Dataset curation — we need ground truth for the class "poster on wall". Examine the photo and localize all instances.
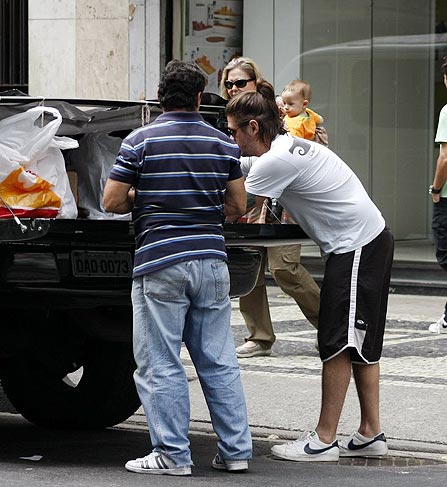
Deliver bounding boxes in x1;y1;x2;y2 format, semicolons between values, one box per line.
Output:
182;0;243;94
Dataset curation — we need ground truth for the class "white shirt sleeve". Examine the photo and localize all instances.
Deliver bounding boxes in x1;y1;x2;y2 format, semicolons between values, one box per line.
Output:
435;104;447;143
244;153;297;199
239;156;257;178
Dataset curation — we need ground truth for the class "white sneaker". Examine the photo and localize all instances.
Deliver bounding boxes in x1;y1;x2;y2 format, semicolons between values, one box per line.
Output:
428;316;447;334
236;340;272;358
339;431;388;457
270;430;339;462
125;451;191;475
212;453;249;472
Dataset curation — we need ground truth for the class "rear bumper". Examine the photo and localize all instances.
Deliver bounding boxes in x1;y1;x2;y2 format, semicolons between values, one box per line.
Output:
0;220;309;309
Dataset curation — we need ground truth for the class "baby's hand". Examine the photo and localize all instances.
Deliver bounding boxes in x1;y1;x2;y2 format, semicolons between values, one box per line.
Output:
315;125;329;146
276;96;286;115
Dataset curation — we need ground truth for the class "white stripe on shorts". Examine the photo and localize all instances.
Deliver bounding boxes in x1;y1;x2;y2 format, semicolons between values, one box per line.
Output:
348;248;362;348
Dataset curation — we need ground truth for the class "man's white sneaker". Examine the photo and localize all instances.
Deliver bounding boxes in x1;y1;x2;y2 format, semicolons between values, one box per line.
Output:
212;453;249;472
339;431;388;457
428;316;447;334
125;451;191;475
270;431;339;462
236;340;272;358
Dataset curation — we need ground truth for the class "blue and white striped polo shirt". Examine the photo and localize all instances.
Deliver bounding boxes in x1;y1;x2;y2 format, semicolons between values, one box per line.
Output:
108;110;242;278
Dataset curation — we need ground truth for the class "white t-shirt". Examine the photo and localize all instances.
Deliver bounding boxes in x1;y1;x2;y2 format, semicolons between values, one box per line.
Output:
435;104;447;197
244;134;385;256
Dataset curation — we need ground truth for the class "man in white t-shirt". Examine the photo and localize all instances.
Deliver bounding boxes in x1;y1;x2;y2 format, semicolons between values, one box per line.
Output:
226;81;394;463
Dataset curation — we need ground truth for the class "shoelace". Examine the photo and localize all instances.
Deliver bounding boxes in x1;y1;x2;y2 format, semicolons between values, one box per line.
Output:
299;431;316;442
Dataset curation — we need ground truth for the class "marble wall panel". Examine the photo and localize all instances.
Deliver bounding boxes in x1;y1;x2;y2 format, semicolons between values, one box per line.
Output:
76;18;129;99
29;0;76;19
28;19;76;97
76;0;128;19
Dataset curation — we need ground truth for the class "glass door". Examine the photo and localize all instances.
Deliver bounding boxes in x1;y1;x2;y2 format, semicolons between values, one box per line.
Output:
300;0;436;239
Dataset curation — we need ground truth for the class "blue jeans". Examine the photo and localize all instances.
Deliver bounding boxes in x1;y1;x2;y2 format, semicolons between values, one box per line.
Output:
131;258;252;467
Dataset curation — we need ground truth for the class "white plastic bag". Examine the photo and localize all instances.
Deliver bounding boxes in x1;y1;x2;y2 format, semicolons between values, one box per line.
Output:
0;106;79;219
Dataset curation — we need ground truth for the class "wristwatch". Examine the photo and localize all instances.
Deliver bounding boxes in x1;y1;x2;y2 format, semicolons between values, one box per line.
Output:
429;185;442;194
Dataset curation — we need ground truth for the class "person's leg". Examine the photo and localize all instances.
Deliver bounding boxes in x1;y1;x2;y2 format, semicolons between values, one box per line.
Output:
268;245;320;329
270;350;347;462
348;229;390;437
131;265;192;467
352;363;381;437
270;246;353;462
238;249;275;348
315;350;352;443
331;229;392;457
337;361;387;458
432;199;447;273
431;200;447;330
184;259;252;461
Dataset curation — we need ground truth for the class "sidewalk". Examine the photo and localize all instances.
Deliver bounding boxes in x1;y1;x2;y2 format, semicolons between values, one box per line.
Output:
125;289;447;458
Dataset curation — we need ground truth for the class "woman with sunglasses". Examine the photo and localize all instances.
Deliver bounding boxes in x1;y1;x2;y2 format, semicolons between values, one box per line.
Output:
220;57;260;100
220;57;320;360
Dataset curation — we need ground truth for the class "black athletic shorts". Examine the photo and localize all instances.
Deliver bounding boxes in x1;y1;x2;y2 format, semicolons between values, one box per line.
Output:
318;227;394;364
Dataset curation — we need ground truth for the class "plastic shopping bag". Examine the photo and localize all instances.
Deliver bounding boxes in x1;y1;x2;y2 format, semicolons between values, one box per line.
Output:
0;106;79;219
0;149;61;218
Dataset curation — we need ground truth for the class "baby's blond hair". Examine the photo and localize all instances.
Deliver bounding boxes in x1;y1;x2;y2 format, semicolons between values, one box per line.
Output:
282;79;312;101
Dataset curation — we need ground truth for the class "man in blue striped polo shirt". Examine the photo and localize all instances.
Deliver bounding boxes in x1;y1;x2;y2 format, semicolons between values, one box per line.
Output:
103;60;251;476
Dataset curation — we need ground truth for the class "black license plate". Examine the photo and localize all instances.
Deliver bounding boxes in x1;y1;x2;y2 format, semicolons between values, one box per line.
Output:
71;251;132;277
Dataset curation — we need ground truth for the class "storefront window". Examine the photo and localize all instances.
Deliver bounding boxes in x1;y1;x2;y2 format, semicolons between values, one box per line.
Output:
300;0;440;239
242;0;447;239
180;0;243;93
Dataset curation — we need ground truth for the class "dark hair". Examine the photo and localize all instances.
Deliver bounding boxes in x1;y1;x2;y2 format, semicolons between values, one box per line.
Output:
225;79;286;145
158;60;206;111
441;56;447;77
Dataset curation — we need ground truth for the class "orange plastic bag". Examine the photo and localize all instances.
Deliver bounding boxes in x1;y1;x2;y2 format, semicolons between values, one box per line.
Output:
0;160;61;218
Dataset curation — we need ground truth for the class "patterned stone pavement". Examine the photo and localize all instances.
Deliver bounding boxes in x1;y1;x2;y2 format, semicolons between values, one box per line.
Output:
230;289;447;389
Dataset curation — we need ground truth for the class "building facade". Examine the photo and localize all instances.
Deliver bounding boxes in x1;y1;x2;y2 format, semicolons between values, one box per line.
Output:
2;0;445;241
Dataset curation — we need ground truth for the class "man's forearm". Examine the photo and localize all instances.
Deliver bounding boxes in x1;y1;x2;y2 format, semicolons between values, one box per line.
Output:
106;193;134;214
224;177;246;221
103;180;134;213
433;155;447;189
224;200;245;222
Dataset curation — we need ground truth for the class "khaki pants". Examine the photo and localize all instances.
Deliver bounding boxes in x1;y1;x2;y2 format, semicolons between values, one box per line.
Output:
239;245;320;348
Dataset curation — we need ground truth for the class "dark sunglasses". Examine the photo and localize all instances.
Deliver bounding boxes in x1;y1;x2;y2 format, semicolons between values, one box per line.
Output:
227;120;250;137
224;78;255;89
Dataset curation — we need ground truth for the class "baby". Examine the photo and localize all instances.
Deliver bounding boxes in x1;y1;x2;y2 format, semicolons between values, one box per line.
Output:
278;79;326;144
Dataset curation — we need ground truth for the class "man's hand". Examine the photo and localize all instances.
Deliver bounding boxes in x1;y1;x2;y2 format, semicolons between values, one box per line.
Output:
432;192;441;203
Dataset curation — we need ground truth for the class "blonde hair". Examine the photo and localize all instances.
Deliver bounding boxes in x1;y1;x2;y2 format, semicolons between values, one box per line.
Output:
220;57;263;100
282;79;312;101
